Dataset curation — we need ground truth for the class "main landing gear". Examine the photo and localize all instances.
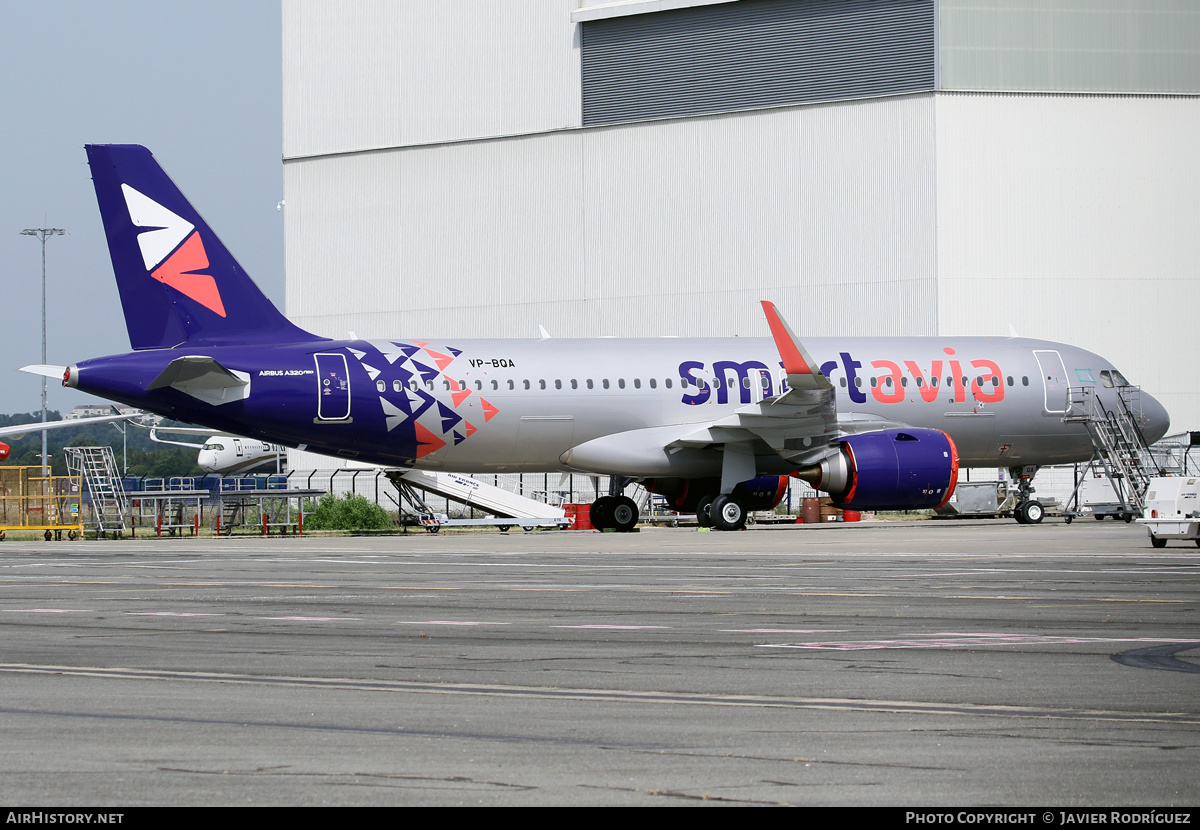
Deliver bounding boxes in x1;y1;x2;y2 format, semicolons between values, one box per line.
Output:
589;493;640;533
694;493;749;531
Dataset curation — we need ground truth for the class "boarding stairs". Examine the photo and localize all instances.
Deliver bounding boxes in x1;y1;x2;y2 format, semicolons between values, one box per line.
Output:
216;477;259;535
64;446;128;537
1062;386;1161;520
385;469;569;533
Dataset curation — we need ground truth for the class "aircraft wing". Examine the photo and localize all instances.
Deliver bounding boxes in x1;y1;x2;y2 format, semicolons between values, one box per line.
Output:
0;411;134;439
667;301;842;466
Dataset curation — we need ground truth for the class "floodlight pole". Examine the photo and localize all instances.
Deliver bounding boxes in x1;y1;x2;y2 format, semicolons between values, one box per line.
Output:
20;227;67;470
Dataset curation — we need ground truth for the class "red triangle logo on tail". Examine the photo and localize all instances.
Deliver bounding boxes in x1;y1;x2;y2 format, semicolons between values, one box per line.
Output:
151;231;226;317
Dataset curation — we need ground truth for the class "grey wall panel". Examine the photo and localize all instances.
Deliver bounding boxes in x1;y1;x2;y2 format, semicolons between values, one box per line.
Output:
940;0;1200;93
936;92;1200;431
284;95;938;347
581;0;935;125
283;0;582;159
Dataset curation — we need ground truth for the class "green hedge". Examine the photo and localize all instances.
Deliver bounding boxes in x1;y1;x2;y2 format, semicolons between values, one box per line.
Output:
304;493;393;531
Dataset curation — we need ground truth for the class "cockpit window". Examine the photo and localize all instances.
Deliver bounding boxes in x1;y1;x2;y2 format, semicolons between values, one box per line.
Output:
1100;370;1130;388
203;443;225;452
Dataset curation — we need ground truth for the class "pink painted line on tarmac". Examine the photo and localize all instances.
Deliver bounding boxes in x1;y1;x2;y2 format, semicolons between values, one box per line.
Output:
758;634;1200;651
262;616;361;621
5;609;91;613
397;620;510;626
126;612;222;617
724;628;847;634
553;625;669;630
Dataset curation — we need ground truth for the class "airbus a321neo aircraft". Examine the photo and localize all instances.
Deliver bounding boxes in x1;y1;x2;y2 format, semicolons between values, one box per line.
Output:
26;144;1171;531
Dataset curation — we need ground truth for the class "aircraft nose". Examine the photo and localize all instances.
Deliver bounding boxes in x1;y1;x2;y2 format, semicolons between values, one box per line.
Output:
1140;392;1171;445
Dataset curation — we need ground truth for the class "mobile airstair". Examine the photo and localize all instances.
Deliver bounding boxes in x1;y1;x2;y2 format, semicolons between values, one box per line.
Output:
385;469;569;533
64;446;129;537
1062;386;1162;522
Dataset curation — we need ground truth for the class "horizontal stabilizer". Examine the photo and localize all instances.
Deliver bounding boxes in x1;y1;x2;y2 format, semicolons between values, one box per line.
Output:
146;355;250;406
19;364;67;380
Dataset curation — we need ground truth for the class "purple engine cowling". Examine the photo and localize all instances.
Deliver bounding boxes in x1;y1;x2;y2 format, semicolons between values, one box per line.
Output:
811;428;960;511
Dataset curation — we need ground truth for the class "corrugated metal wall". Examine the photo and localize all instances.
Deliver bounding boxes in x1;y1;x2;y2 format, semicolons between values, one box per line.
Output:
283;94;939;342
282;0;581;159
936;92;1200;431
939;0;1200;93
581;0;935;125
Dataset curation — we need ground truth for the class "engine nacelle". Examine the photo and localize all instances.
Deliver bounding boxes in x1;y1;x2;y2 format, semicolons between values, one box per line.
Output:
799;428;959;511
0;442;8;462
644;476;789;514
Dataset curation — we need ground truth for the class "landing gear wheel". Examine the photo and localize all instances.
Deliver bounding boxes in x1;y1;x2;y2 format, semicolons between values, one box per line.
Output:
1151;535;1167;548
590;496;614;531
695;494;716;528
609;496;639;533
1016;500;1044;524
1095;514;1105;520
67;530;77;541
711;494;747;531
44;530;52;541
1123;512;1134;524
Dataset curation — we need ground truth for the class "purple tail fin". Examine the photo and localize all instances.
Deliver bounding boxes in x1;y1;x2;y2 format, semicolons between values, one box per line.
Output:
85;144;321;350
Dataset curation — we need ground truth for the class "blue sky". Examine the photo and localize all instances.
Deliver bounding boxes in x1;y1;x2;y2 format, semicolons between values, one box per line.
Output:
0;1;284;415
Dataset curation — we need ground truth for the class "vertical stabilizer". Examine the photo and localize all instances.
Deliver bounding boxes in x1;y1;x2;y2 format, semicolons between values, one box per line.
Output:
85;144;320;350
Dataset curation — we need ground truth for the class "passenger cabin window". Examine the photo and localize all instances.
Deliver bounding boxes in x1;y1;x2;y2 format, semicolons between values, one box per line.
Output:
508;380;515;390
376;380;386;392
393;380;402;392
571;379;578;389
524;380;531;390
665;378;672;389
587;379;594;389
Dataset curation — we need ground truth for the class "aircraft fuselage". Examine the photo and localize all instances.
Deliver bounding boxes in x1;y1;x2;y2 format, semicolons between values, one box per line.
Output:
68;335;1162;477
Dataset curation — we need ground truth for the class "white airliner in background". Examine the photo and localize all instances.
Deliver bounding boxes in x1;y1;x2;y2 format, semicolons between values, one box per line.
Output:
148;426;283;475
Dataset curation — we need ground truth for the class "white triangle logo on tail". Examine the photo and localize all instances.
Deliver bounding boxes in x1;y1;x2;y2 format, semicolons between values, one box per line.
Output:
121;184;194;271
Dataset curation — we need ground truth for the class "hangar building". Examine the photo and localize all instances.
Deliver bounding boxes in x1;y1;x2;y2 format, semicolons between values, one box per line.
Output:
280;0;1200;474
